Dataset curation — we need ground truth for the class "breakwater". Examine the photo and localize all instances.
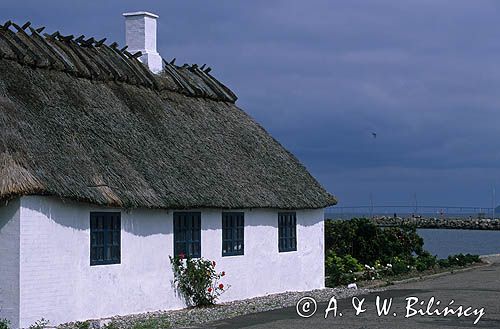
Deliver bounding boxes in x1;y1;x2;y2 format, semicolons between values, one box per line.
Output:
370;217;500;230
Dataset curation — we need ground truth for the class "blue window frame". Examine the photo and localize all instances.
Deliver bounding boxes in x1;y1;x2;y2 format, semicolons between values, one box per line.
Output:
278;212;297;252
90;212;121;266
222;212;244;256
173;212;201;258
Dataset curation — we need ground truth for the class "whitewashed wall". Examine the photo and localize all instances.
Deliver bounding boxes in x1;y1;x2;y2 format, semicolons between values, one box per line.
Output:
0;199;20;329
15;196;324;327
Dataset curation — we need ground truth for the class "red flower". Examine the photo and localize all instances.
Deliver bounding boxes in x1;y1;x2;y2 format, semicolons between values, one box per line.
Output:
212;261;216;267
208;287;212;293
221;271;225;277
218;283;224;290
179;253;185;260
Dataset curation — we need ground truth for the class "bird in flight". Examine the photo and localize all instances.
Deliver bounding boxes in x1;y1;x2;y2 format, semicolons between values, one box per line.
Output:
372;132;377;139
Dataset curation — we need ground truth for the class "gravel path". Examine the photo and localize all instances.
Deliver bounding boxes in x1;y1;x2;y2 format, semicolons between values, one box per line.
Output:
58;286;382;329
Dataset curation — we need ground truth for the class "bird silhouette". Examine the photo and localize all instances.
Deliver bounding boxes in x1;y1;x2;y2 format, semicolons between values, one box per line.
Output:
372;132;377;139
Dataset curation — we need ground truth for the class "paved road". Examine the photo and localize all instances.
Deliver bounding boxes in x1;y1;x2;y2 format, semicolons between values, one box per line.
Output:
201;256;500;328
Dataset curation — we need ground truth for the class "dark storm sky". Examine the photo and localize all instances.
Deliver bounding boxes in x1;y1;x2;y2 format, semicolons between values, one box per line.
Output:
3;1;500;207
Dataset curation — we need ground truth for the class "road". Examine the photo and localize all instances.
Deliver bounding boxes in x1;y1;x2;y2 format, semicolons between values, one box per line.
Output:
199;255;500;329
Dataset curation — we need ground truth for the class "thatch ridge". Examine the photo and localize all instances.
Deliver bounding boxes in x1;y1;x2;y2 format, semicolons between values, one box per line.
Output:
0;20;237;103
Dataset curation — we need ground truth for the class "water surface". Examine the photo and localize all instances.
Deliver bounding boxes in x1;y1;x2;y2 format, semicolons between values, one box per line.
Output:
417;228;500;258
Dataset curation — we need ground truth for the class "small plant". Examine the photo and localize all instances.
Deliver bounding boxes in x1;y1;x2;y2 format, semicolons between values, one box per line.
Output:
132;317;170;329
415;251;437;272
325;252;363;286
29;318;49;329
446;253;481;267
0;318;10;329
363;264;377;280
74;321;90;329
390;256;411;275
170;253;227;307
438;258;450;268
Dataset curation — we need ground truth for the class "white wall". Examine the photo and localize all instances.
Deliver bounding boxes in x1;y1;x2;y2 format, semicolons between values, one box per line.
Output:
0;199;20;329
18;196;324;327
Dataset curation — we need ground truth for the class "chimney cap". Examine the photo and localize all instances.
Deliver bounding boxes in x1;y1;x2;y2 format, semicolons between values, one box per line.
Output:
123;11;159;19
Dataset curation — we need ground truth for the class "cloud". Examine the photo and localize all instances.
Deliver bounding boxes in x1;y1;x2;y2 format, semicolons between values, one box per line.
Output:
2;0;500;206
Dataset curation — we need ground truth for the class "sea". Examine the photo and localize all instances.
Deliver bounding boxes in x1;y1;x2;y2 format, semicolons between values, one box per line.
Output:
417;229;500;259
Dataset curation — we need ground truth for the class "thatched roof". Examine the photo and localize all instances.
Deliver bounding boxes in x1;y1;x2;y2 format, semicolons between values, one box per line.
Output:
0;20;337;209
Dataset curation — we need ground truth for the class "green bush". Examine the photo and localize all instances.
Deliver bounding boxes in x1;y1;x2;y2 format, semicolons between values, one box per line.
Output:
415;251;437;271
390;256;411;275
438;258;450;268
170;254;227;307
325;219;423;265
446;253;481;267
325;251;363;287
325;219;356;256
0;319;10;329
324;219;482;285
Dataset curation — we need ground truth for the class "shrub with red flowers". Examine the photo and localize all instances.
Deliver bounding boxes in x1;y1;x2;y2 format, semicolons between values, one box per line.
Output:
169;254;227;307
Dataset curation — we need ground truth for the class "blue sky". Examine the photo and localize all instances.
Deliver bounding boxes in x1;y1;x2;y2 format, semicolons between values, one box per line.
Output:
3;1;500;207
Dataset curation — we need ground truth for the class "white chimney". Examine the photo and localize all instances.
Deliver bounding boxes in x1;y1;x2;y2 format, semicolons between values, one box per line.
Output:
123;11;163;73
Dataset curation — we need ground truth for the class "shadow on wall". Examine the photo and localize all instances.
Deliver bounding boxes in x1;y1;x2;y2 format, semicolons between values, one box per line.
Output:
20;196;323;238
20;196;173;237
0;199;18;231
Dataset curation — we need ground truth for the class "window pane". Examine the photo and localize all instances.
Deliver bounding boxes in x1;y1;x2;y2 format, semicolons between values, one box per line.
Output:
278;212;296;252
193;242;200;257
106;246;112;260
90;212;121;265
222;212;244;256
174;212;201;258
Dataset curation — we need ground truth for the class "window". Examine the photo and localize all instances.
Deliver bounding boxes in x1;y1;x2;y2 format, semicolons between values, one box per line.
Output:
222;212;244;256
90;212;121;266
173;212;201;258
278;212;297;252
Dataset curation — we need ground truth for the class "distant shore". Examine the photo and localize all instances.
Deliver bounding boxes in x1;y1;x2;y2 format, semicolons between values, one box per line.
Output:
369;216;500;230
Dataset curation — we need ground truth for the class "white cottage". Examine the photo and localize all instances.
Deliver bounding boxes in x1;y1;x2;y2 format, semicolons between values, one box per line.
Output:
0;12;337;328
